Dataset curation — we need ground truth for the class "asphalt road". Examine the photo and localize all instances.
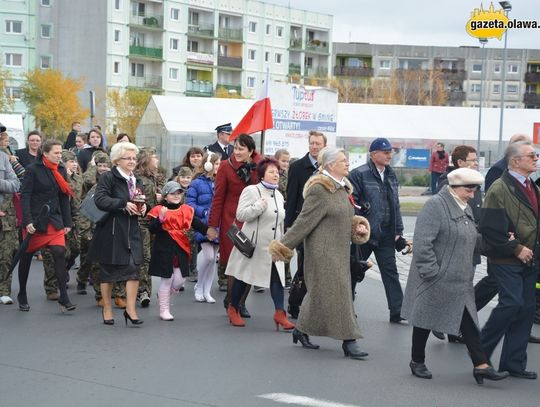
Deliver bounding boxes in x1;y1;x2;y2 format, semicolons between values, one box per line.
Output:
1;225;539;407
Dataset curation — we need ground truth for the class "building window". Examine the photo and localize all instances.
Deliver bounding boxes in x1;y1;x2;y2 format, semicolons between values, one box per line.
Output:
41;24;52;38
170;38;179;50
472;63;482;72
493;63;501;73
189;11;198;26
41;0;51;5
113;61;120;74
114;0;120;10
275;53;282;64
247;76;256;88
470;83;481;93
249;21;257;33
379;60;391;69
5;20;23;34
508;64;519;73
264;51;269;63
248;49;256;61
132;2;145;17
493;83;501;94
266;24;271;35
5;53;22;67
171;8;180;21
276;26;283;37
169;68;178;80
131;62;144;77
219;44;228;57
114;29;120;42
187;40;198;53
505;105;516;109
506;84;518;93
40;56;51;69
5;87;21;100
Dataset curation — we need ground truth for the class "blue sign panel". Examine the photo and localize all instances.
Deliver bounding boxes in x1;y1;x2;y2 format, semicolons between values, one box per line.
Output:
405;149;430;169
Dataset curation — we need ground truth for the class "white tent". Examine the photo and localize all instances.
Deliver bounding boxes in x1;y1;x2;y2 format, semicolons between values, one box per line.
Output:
0;113;25;150
137;95;540;173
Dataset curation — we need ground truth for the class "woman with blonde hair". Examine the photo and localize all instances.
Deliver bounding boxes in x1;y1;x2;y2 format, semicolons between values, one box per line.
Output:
88;142;146;326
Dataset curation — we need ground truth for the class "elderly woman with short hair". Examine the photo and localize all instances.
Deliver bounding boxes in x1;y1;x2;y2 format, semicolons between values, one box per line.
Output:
88;142;146;326
401;168;509;384
271;147;371;359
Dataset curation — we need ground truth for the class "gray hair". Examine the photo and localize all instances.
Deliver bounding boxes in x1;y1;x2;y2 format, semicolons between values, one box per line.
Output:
318;147;346;170
505;140;532;165
110;142;139;165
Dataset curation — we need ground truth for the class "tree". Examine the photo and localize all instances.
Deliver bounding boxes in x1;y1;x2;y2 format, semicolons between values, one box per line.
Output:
21;69;88;138
0;67;14;113
106;88;152;142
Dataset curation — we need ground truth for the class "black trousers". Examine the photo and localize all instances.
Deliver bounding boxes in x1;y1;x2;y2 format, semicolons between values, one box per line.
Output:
412;308;488;366
474;263;499;311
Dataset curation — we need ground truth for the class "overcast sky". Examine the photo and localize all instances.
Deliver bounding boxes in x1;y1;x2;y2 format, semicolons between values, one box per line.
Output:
268;0;539;49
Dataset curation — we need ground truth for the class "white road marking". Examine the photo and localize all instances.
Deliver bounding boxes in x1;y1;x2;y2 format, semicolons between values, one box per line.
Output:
258;393;361;407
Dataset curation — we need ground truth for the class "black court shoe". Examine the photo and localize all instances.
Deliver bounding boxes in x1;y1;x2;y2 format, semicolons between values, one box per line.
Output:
409;361;433;379
123;310;144;326
473;366;509;384
17;293;30;312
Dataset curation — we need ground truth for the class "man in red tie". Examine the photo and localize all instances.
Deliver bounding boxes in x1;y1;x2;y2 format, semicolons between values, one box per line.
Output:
479;140;540;380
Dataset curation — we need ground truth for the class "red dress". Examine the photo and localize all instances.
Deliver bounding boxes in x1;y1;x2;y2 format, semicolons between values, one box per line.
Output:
208;152;262;265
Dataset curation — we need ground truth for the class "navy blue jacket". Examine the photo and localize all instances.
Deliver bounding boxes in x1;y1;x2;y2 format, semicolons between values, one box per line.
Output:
186;174;217;243
485;157;507;192
348;159;404;246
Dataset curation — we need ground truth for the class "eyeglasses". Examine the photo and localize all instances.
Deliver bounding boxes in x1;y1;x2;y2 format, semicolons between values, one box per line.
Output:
518;153;540;159
465;159;479;163
119;157;137;161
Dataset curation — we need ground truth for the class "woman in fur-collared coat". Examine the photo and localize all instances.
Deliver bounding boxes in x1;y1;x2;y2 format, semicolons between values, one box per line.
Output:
270;147;370;360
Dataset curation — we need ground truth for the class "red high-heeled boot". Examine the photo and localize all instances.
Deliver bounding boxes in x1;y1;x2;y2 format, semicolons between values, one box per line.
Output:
273;309;295;331
227;304;245;327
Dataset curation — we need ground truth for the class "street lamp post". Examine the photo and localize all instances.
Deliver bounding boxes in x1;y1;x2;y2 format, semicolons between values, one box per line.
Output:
497;0;512;158
477;38;488;155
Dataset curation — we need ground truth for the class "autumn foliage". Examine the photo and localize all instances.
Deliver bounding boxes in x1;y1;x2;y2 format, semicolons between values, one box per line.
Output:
106;88;152;142
21;69;88;138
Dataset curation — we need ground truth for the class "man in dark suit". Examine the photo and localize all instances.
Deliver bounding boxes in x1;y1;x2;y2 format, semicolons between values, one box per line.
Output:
284;131;326;317
205;123;234;160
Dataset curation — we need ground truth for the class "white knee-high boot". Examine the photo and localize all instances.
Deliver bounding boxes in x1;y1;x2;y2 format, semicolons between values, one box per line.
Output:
194;250;207;302
159;278;174;321
202;244;217;303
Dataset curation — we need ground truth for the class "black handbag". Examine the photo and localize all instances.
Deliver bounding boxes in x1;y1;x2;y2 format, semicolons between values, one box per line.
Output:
226;187;262;258
80;191;108;224
226;222;256;258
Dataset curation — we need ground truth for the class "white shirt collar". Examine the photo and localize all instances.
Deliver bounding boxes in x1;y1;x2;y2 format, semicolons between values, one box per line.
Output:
322;169;346;187
116;166;134;181
217;142;229;151
508;169;529;187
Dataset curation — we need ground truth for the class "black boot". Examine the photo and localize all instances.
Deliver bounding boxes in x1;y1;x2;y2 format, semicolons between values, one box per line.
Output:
473;366;509;384
342;340;368;359
292;328;319;349
410;360;432;379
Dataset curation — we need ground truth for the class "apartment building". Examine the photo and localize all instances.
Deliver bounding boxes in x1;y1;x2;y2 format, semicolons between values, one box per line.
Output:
0;0;332;130
333;42;540;109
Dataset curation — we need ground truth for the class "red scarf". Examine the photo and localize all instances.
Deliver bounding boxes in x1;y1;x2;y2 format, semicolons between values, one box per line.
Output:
148;204;195;260
42;156;74;197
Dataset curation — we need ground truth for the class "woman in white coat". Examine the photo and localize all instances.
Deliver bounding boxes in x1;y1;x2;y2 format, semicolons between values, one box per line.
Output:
225;157;295;330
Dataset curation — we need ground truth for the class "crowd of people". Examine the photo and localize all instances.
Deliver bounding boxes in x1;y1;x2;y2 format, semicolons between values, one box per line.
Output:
0;121;539;386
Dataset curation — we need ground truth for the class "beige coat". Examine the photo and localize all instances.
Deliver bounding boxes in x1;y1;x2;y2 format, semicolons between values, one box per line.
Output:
225;183;285;287
276;174;370;340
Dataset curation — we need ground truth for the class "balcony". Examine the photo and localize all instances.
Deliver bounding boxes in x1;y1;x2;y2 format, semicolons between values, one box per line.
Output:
525;72;540;83
447;90;466;103
305;40;329;54
305;66;329;78
188;24;215;38
129;45;163;60
440;69;466;81
217;56;242;69
186;80;213;97
216;83;241;94
128;75;162;90
187;51;214;65
129;14;163;30
524;93;540;104
290;38;303;50
333;66;374;77
289;63;301;75
218;27;243;41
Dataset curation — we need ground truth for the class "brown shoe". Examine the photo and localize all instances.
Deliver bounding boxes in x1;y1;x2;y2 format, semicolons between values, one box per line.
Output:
46;292;59;301
114;297;127;309
96;298;104;308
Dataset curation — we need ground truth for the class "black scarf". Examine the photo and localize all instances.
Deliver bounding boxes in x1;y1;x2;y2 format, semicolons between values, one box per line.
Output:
437;150;446;160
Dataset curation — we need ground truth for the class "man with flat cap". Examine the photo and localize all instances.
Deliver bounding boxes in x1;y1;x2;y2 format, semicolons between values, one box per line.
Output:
205;123;234;160
348;137;406;323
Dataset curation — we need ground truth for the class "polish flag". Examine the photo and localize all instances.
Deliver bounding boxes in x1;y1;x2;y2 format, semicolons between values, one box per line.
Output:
229;72;273;141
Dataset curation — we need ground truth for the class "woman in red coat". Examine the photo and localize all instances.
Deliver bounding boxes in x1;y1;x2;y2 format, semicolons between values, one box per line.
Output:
207;134;262;317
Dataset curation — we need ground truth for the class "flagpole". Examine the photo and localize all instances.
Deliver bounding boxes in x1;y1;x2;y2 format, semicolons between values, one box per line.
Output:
261;130;265;156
